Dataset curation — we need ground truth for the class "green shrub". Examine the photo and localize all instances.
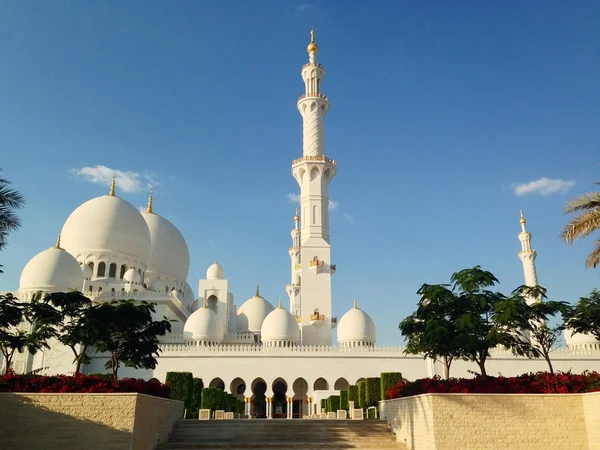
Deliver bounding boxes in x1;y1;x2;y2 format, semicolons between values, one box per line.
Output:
348;385;358;404
224;393;237;412
187;378;203;419
367;407;378;419
320;398;326;412
327;395;340;412
340;389;348;410
357;381;366;408
166;372;193;412
365;377;381;407
236;399;245;414
201;387;225;411
380;372;404;400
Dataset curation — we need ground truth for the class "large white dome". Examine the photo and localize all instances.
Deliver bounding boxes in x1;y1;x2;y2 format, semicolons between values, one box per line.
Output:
260;301;300;346
141;210;190;280
237;288;275;334
206;261;225;280
183;305;224;343
563;328;600;350
60;195;151;263
337;300;377;348
20;243;84;293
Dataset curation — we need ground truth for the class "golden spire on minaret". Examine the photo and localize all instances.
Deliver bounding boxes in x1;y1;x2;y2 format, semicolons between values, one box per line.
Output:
55;234;61;249
307;26;318;54
146;189;154;213
109;174;116;196
294;207;300;222
520;209;526;225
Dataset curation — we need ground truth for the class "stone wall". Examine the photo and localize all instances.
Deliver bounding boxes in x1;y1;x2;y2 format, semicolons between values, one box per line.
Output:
380;392;600;450
0;393;184;450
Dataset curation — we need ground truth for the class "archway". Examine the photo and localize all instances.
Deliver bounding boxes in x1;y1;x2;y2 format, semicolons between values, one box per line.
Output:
272;378;288;419
334;377;349;390
207;295;219;314
230;377;246;400
251;378;267;419
293;377;308;418
313;377;328;391
209;377;225;390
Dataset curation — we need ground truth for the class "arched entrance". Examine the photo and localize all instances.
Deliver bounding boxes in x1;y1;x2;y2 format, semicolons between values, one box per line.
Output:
207;295;218;314
334;377;349;390
209;377;225;390
293;377;308;418
272;378;288;419
313;377;328;391
251;378;267;419
230;377;246;400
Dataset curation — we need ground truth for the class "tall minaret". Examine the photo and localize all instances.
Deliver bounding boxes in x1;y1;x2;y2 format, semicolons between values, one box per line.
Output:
518;210;540;305
291;28;336;345
287;209;301;316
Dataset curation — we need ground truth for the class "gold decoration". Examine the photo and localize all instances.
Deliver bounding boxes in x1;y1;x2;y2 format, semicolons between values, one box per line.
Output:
292;155;336;166
309;256;324;267
520;209;526;225
294;207;300;222
296;316;303;323
278;298;283;309
55;234;61;249
310;312;324;321
307;26;319;54
294;263;302;270
146;189;154;213
109;173;116;196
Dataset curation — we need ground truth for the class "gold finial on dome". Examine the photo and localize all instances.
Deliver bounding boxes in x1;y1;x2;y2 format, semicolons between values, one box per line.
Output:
146;189;154;213
520;209;526;225
109;173;116;196
307;26;318;54
294;207;300;222
256;285;260;297
278;298;283;309
55;234;61;249
353;299;358;309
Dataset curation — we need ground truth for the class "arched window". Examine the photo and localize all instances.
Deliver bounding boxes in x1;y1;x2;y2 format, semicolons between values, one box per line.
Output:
98;287;102;294
111;288;115;295
120;265;127;279
97;262;106;277
88;262;94;273
88;285;93;293
108;263;117;278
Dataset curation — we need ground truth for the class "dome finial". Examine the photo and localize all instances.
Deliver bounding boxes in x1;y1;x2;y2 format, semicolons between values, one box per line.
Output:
353;298;358;309
278;297;283;309
256;285;260;296
55;234;61;249
109;173;116;196
307;26;319;54
146;189;154;213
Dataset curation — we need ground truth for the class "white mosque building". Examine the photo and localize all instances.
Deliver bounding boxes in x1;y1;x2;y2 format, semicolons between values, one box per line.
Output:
5;31;600;418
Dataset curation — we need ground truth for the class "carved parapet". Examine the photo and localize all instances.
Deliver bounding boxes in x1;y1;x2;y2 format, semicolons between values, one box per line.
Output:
297;93;329;104
292;155;336;166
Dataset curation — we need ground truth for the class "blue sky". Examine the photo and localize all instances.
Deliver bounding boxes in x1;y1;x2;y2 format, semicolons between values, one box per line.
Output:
1;1;599;345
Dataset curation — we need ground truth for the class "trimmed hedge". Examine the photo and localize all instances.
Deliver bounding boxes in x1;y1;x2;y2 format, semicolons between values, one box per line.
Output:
166;372;193;411
201;387;224;411
340;389;349;410
188;378;203;419
348;384;358;404
365;377;381;407
236;399;245;414
327;395;340;412
224;392;237;412
380;372;403;400
357;381;366;408
320;398;326;413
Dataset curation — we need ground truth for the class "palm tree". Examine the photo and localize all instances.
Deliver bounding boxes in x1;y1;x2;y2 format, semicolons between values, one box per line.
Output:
561;182;600;268
0;169;25;272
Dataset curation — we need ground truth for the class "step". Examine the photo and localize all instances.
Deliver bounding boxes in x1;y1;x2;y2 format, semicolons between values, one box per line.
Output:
158;443;407;449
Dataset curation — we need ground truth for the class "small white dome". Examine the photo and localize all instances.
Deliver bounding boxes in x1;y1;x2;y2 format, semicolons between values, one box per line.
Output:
183;305;224;343
206;261;224;280
141;210;190;280
20;245;84;292
563;328;600;350
60;195;151;263
337;300;377;347
123;267;141;284
149;277;167;292
260;301;300;346
237;288;275;334
81;263;93;280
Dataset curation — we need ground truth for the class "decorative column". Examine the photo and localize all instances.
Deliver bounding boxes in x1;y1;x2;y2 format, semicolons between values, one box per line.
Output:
267;397;273;419
307;396;312;417
244;397;251;418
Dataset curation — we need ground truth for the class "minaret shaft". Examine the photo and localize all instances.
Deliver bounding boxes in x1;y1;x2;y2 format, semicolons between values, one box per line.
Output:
518;211;540;304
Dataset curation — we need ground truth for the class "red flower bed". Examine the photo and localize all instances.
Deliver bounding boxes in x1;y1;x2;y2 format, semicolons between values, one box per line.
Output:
0;370;170;398
386;371;600;400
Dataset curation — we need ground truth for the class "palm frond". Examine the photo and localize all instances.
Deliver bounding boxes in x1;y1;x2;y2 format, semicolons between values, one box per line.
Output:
560;209;600;244
564;192;600;214
585;238;600;269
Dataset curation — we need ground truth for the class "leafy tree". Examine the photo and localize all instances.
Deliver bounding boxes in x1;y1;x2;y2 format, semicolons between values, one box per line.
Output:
512;285;570;374
0;169;25;272
0;293;54;373
89;299;171;381
400;284;462;379
561;183;600;268
34;292;100;374
564;289;600;341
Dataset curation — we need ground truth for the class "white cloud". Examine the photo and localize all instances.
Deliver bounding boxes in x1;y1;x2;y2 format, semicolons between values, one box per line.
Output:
287;193;339;211
295;3;313;12
343;213;355;224
70;165;159;193
512;177;576;197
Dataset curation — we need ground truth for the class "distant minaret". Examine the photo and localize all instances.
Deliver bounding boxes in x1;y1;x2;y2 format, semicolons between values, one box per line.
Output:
518;210;540;304
291;28;336;345
287;209;301;316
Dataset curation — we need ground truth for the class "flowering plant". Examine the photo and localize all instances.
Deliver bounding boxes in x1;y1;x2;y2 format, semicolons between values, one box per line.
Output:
0;370;170;398
386;371;600;399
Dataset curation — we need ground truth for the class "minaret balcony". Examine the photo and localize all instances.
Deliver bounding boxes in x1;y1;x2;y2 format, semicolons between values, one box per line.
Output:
297;93;329;104
309;257;324;273
302;62;324;70
310;312;325;323
292;154;337;166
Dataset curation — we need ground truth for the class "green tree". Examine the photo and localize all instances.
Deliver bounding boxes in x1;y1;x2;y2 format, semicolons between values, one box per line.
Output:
561;184;600;269
0;169;25;272
89;299;172;381
564;289;600;342
400;284;462;379
0;293;54;373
